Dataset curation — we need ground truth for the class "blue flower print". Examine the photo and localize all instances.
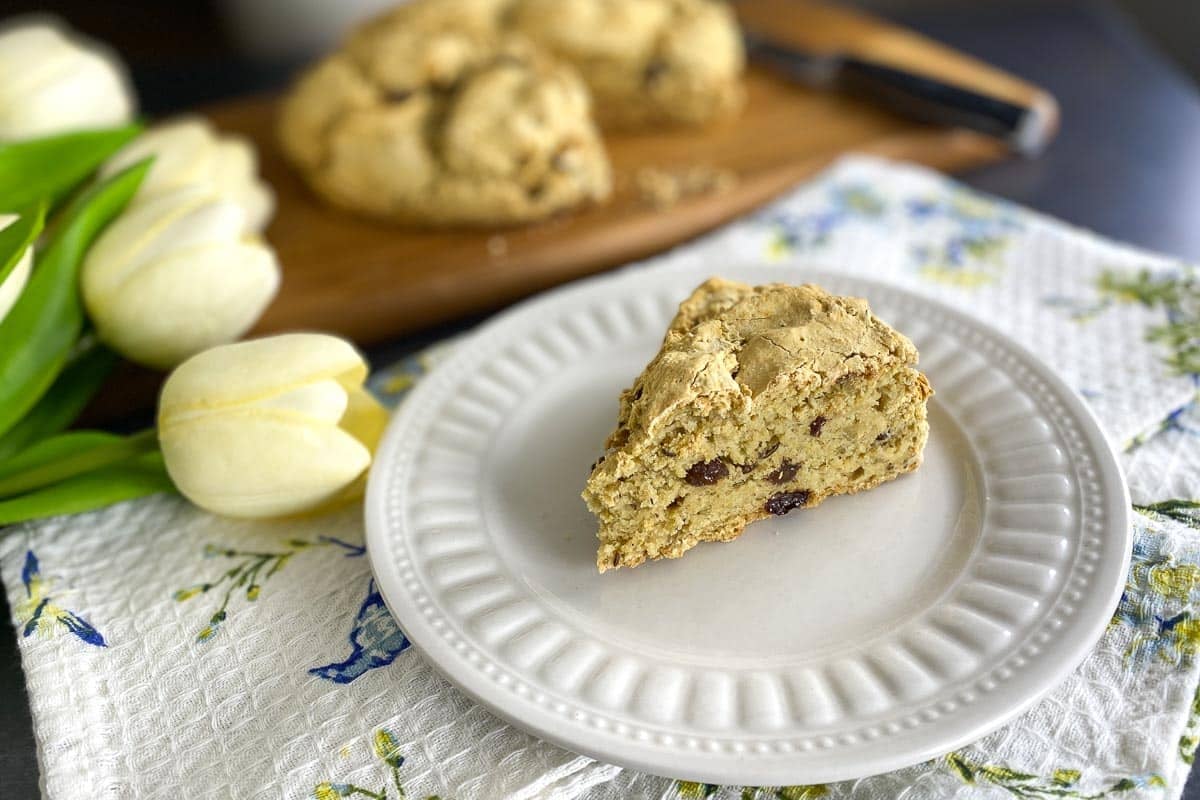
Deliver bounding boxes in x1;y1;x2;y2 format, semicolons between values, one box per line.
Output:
759;183;886;258
15;550;105;647
906;190;1022;286
310;578;411;684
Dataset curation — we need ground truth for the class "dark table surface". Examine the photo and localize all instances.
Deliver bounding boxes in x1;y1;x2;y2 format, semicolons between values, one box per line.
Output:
3;1;1200;797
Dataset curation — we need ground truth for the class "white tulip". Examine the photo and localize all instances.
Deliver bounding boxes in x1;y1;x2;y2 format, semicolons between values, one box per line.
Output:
101;116;275;234
0;215;32;324
81;185;280;369
0;22;134;141
158;333;390;519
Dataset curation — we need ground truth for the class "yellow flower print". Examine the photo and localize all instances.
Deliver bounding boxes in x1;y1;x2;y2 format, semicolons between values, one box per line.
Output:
14;551;105;647
1149;563;1200;603
373;729;404;770
313;728;446;800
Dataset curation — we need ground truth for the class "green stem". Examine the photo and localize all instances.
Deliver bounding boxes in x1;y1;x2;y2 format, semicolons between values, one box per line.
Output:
206;560;252;605
220;548;292;560
242;559;266;587
213;556;269;621
213;585;236;623
240;555;275;599
344;786;386;800
0;428;157;498
265;552;293;579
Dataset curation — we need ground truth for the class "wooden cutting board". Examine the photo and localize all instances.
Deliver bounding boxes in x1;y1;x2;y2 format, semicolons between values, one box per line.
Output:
203;0;1054;347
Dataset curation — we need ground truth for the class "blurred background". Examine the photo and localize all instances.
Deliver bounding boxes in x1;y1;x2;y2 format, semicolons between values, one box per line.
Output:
2;1;1197;110
3;0;1200;264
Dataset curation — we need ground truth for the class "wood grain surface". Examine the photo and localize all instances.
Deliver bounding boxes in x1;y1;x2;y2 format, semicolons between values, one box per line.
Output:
204;0;1052;346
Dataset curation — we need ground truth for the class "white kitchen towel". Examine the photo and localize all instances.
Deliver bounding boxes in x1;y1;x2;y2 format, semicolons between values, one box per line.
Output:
3;156;1198;800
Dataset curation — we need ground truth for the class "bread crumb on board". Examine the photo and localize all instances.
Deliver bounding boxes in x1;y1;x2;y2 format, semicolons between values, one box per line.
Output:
487;235;509;257
635;165;738;209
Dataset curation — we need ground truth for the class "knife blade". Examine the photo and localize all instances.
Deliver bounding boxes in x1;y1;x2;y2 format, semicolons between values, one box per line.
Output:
743;31;1058;157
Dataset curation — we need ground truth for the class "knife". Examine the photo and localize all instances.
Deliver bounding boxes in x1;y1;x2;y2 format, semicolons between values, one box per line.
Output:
743;31;1058;157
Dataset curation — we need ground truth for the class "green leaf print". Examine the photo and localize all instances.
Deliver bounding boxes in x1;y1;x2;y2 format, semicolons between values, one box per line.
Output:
1183;736;1200;766
1051;769;1081;786
176;536;365;642
1135;500;1200;530
946;752;977;783
675;783;828;800
979;765;1037;784
944;753;1163;798
775;787;829;800
1098;267;1200;377
1180;682;1200;765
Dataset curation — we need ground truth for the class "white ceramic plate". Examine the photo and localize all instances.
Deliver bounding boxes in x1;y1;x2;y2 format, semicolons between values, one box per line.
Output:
365;265;1130;786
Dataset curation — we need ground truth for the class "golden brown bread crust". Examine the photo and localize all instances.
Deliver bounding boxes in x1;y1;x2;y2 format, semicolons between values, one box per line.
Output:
278;0;611;226
584;277;932;571
509;0;745;129
277;0;745;224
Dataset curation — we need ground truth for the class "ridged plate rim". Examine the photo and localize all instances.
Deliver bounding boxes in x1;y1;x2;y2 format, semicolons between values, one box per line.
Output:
365;263;1130;785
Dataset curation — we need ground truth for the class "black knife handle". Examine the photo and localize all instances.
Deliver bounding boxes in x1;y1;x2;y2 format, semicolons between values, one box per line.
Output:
836;56;1053;155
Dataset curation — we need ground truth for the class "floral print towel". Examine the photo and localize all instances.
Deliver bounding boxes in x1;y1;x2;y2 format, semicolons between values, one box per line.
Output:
2;156;1198;799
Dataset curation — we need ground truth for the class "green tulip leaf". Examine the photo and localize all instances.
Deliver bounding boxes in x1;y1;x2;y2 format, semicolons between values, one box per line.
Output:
0;431;121;480
0;428;157;498
0;201;45;288
0;338;119;462
0;158;150;439
0;451;175;528
0;123;142;212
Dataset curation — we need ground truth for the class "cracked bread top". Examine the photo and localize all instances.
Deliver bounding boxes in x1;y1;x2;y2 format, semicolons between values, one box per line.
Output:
509;0;745;128
277;0;611;225
607;277;920;449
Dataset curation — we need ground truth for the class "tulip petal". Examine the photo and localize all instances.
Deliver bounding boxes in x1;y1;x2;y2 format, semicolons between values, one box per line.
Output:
102;118;274;234
257;379;348;425
0;28;71;97
341;386;390;453
213;139;275;231
235;182;276;235
160;334;370;416
82;188;243;303
212;137;256;187
91;240;280;369
159;409;372;519
0;25;132;140
102;116;215;194
29;52;133;129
